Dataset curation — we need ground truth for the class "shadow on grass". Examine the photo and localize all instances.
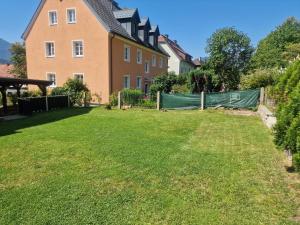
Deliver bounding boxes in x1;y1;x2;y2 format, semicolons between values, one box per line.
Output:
0;107;92;137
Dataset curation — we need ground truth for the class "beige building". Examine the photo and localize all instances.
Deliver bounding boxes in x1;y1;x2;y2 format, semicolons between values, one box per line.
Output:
23;0;168;103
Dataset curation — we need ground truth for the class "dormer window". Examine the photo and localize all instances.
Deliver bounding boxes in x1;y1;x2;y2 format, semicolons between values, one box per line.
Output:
122;22;131;34
138;30;144;41
67;8;76;24
149;36;154;46
48;11;57;25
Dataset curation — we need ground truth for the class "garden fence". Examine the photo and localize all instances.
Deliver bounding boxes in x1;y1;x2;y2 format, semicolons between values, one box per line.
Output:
160;89;260;110
18;95;69;115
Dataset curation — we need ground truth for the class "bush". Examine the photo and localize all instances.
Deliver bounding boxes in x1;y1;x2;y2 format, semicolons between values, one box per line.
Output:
21;90;42;98
104;104;112;110
63;79;89;106
273;61;300;169
122;89;143;106
51;87;66;96
240;69;279;90
109;92;118;106
138;99;156;109
171;84;190;94
293;153;300;172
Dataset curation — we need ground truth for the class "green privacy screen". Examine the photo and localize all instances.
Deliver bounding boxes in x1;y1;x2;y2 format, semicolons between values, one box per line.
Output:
161;89;260;109
161;93;202;109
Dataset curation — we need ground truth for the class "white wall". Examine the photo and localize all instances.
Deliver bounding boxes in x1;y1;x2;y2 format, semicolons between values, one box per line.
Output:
179;61;195;74
159;43;180;74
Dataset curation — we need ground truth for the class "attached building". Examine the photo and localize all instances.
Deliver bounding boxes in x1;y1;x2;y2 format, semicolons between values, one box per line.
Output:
23;0;168;103
158;35;195;75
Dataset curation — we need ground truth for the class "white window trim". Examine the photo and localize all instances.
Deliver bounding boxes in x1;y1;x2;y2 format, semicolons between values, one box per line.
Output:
48;10;58;26
46;72;57;87
124;45;131;62
66;8;77;24
72;40;84;58
124;75;131;89
73;73;84;82
145;60;150;74
152;55;157;67
45;41;55;58
136;76;142;89
137;49;142;64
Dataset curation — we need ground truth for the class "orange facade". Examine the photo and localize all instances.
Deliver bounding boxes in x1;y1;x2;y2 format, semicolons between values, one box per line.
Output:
25;0;168;103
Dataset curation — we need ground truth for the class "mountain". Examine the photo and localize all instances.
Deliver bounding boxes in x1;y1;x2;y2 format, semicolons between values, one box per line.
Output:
0;38;11;64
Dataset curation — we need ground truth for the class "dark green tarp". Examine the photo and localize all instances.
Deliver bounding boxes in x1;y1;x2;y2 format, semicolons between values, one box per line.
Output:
161;89;260;109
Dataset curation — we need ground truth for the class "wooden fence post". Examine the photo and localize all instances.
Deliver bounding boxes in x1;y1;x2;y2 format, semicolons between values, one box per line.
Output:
201;91;205;110
45;96;49;111
67;95;71;108
260;87;265;105
118;91;121;109
157;91;161;111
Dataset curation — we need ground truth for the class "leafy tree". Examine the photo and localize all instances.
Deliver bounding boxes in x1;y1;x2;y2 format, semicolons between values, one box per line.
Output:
282;43;300;62
9;42;27;78
252;17;300;69
150;72;180;99
206;27;254;90
187;69;215;93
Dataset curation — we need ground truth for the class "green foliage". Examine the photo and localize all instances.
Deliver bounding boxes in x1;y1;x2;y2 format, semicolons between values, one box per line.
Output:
121;89;143;106
50;87;66;96
9;42;27;78
252;17;300;69
282;43;300;62
274;61;300;161
104;104;112;110
21;90;42;98
240;69;280;90
171;84;190;94
206;27;254;90
63;79;89;106
138;99;156;109
293;153;300;172
109;92;118;106
187;69;215;93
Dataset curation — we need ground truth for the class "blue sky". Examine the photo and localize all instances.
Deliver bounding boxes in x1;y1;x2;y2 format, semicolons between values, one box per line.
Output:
1;0;300;58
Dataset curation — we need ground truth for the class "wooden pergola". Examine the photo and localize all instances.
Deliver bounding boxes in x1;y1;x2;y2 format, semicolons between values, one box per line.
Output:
0;77;53;114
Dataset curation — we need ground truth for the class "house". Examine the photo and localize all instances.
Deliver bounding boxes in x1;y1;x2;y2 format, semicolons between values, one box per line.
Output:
22;0;168;103
193;57;208;69
158;35;195;75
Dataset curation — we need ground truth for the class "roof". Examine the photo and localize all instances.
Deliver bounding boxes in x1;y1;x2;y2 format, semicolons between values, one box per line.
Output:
23;0;167;56
159;35;194;64
0;64;16;78
193;58;202;67
0;77;52;87
150;25;159;33
113;8;137;19
139;17;149;27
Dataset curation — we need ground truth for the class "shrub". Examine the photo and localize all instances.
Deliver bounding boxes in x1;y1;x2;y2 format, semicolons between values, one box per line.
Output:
273;61;300;169
121;89;143;106
171;84;190;94
104;104;112;110
240;69;280;90
109;92;118;106
138;99;156;109
21;90;42;97
293;153;300;172
51;87;66;96
63;79;89;106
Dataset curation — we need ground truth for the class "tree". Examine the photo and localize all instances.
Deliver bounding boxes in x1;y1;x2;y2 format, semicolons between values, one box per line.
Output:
9;42;27;78
252;17;300;69
188;69;215;93
206;27;254;90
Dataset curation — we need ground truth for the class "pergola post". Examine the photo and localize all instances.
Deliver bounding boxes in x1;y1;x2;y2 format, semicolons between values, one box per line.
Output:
38;85;47;96
0;87;8;114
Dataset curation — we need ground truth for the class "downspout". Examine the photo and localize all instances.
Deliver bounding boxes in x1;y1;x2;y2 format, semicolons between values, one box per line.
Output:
108;33;114;96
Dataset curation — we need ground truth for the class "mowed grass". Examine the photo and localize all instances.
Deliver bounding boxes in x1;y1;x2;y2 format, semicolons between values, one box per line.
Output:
0;108;297;224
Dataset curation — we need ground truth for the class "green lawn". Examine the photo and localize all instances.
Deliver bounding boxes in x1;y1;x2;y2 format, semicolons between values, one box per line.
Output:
0;108;297;224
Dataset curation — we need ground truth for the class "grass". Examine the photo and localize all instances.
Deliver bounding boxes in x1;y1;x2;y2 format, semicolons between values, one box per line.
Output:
0;108;298;224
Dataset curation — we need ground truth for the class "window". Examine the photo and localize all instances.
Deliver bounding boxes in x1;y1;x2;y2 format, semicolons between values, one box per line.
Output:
47;73;56;87
45;42;55;57
122;22;131;34
124;75;130;89
136;76;142;89
159;57;163;68
67;8;76;24
72;40;84;57
149;36;154;46
152;55;156;67
124;45;131;62
138;30;144;41
48;11;57;25
137;49;142;64
145;61;150;73
74;73;84;82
